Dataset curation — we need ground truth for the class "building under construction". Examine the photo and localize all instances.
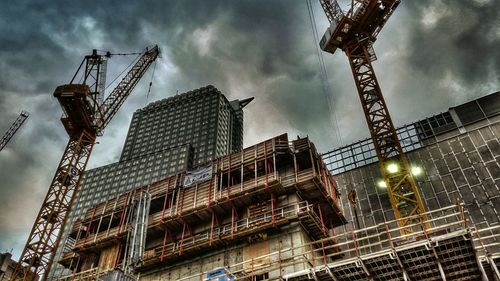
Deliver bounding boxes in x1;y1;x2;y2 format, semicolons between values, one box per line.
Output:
1;253;37;281
50;92;500;281
56;134;347;280
7;0;500;279
9;0;500;279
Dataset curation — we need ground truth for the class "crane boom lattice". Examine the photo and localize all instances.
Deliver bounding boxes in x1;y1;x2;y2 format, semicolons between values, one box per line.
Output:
101;46;160;129
319;0;429;233
0;111;29;151
319;0;344;24
12;45;159;281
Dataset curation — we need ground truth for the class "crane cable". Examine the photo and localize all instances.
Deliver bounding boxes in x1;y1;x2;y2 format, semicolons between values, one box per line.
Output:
308;0;361;231
104;52;143;91
145;60;158;105
306;0;343;147
95;49;143;56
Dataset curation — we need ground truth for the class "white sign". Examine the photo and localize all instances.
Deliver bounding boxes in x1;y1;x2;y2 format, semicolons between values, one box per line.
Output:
183;164;212;188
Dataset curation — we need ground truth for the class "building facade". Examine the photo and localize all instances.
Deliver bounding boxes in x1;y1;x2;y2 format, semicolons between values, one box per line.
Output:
49;85;253;279
322;91;500;249
54;133;498;280
119;85;253;164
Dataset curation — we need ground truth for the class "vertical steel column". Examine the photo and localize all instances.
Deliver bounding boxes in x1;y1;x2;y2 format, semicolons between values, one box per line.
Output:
160;229;168;262
179;223;187;256
231;206;236;240
161;177;171;220
227;154;232;198
317;205;327;235
271;193;276;226
209;212;215;246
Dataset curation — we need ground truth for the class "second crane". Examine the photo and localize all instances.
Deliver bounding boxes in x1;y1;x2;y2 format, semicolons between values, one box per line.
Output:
319;0;429;233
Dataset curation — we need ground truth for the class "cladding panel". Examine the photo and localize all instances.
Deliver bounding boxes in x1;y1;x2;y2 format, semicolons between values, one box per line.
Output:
331;121;500;244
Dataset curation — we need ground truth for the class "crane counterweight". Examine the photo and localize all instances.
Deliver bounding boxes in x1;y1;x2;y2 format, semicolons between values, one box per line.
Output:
54;84;96;136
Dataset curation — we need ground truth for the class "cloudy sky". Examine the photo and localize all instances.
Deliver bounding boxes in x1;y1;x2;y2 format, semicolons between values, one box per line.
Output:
0;0;499;258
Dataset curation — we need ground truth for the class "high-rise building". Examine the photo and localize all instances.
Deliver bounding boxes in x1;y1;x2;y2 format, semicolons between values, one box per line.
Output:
49;85;253;279
120;85;253;164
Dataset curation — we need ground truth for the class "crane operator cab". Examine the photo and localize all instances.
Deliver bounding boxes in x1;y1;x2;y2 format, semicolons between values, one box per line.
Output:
54;84;101;137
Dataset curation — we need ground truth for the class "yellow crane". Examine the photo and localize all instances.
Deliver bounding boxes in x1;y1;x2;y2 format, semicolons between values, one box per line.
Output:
12;45;160;281
318;0;429;233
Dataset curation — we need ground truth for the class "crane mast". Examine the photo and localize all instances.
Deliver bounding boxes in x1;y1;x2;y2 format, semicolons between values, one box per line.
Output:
0;111;29;151
12;45;159;281
319;0;429;234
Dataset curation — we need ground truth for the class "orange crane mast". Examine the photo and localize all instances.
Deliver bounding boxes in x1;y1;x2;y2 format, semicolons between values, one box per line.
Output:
318;0;429;233
12;45;160;281
0;111;29;151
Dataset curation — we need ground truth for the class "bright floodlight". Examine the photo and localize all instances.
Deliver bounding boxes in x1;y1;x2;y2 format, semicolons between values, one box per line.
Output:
377;179;387;188
411;166;423;176
386;163;399;174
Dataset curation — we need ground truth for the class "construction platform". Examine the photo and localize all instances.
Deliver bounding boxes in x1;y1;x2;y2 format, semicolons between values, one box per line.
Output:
56;203;500;281
56;134;347;278
54;134;499;281
172;204;498;281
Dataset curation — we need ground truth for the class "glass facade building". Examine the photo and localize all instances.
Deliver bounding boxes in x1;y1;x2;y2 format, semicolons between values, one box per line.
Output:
49;85;252;279
322;92;500;250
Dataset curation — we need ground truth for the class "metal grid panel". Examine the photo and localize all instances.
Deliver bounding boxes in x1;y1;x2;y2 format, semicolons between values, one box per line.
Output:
330;122;500;257
322;123;423;174
363;256;403;281
436;236;482;280
322;92;499;175
399;245;441;280
330;263;368;280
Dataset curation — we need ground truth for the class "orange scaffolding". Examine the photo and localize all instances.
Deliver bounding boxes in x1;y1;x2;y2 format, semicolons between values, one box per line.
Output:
58;134;347;277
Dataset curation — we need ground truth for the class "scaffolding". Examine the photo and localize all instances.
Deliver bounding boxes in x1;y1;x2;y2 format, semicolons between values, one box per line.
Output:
58;203;500;281
57;134;346;279
171;203;499;281
55;134;500;281
123;191;151;273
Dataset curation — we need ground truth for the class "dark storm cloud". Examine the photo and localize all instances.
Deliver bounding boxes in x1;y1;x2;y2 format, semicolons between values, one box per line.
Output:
405;0;500;85
326;0;500;138
0;0;498;258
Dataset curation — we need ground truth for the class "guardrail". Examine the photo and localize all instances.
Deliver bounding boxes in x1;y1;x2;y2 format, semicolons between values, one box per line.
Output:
143;200;322;262
176;203;499;281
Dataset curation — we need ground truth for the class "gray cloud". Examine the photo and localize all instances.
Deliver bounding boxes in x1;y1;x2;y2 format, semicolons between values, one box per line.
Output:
0;0;498;259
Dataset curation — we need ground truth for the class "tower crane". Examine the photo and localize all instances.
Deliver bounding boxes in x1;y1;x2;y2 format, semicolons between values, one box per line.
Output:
0;111;29;151
12;45;160;281
318;0;429;233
